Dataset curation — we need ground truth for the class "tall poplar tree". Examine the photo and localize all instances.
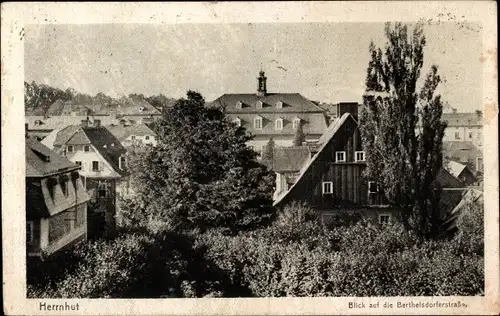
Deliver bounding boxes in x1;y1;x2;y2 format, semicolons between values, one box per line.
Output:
359;22;447;238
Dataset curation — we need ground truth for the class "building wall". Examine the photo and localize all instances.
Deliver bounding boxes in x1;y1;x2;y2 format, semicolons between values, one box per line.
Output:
443;126;482;147
66;146;121;178
249;135;321;156
122;134;157;147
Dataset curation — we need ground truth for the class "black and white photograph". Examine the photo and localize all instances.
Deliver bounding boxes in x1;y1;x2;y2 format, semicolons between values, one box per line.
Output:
2;2;498;315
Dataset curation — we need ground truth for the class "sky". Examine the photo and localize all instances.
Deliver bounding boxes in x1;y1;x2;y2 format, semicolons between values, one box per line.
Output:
25;22;482;111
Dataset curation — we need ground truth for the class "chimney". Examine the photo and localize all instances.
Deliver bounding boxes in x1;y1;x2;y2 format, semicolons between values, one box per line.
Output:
257;71;267;97
81;118;89;127
94;119;101;127
336;102;359;120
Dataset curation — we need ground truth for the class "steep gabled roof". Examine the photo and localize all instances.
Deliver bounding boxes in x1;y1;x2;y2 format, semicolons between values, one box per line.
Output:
81;127;128;176
444;160;468;179
26;137;80;177
273;113;354;206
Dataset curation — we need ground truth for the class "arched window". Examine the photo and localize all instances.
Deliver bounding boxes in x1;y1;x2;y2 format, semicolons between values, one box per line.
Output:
275;118;283;130
293;118;301;129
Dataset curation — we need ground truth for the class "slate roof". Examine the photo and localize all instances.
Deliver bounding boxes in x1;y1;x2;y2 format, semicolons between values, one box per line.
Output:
442;112;483;127
79;127;128;176
262;146;311;173
26;136;80;177
443;141;482;163
211;93;326;114
106;123;156;142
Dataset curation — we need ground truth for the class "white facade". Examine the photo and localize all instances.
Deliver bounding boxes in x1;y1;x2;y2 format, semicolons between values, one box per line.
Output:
443;125;482;148
65;144;122;179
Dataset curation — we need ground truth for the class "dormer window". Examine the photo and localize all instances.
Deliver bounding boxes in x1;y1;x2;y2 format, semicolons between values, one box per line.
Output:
293;118;301;129
275;118;283;130
276;101;283;109
234;117;241;127
138;106;145;112
236;101;243;109
256;100;263;109
254;116;263;130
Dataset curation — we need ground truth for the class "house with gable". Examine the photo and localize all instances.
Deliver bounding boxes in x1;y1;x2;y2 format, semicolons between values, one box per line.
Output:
106;122;157;147
41;118;129;237
273;105;468;225
210;71;329;156
26;136;90;259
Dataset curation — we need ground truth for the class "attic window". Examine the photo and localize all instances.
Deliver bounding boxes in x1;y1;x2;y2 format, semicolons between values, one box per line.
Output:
138;106;145;112
355;151;365;162
84;145;90;152
236;101;243;109
335;151;346;162
322;182;333;194
256;100;263;109
276;101;283;109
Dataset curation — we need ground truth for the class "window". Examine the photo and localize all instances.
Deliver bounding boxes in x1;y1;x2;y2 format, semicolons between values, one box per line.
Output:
469;132;473;139
355;151;365;162
254;117;263;130
335;151;346;162
275;118;283;130
67;145;74;153
368;181;378;194
322;182;333;194
84;145;90;152
92;161;99;172
131;135;136;140
379;214;391;225
61;180;69;196
119;156;127;170
145;136;150;140
256;100;263;109
236;101;243;109
98;181;108;198
26;221;34;244
234;118;241;127
455;132;460;139
293;118;301;129
276;101;283;109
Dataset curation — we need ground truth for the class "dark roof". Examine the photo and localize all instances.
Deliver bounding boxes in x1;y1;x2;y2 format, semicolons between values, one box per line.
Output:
263;147;311;173
211;93;326;113
436;166;464;188
442;112;482;127
80;127;128;176
26;137;79;177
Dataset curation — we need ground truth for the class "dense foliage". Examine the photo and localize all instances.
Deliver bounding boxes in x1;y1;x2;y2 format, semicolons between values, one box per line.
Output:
293;123;306;146
119;91;276;233
262;137;275;162
29;202;483;298
359;22;447;238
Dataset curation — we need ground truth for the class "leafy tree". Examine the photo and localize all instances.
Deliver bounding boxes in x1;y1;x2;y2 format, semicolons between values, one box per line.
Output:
261;137;275;162
24;81;72;115
122;91;276;234
359;22;447;238
293;123;306;146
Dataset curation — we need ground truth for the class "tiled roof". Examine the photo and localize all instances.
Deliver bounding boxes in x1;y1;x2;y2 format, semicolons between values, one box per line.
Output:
80;127;128;176
443;141;482;162
227;112;328;136
106;123;156;142
26;115;121;131
436;166;464;188
262;146;311;173
441;112;482;127
26;137;79;177
211;93;326;113
53;125;83;147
